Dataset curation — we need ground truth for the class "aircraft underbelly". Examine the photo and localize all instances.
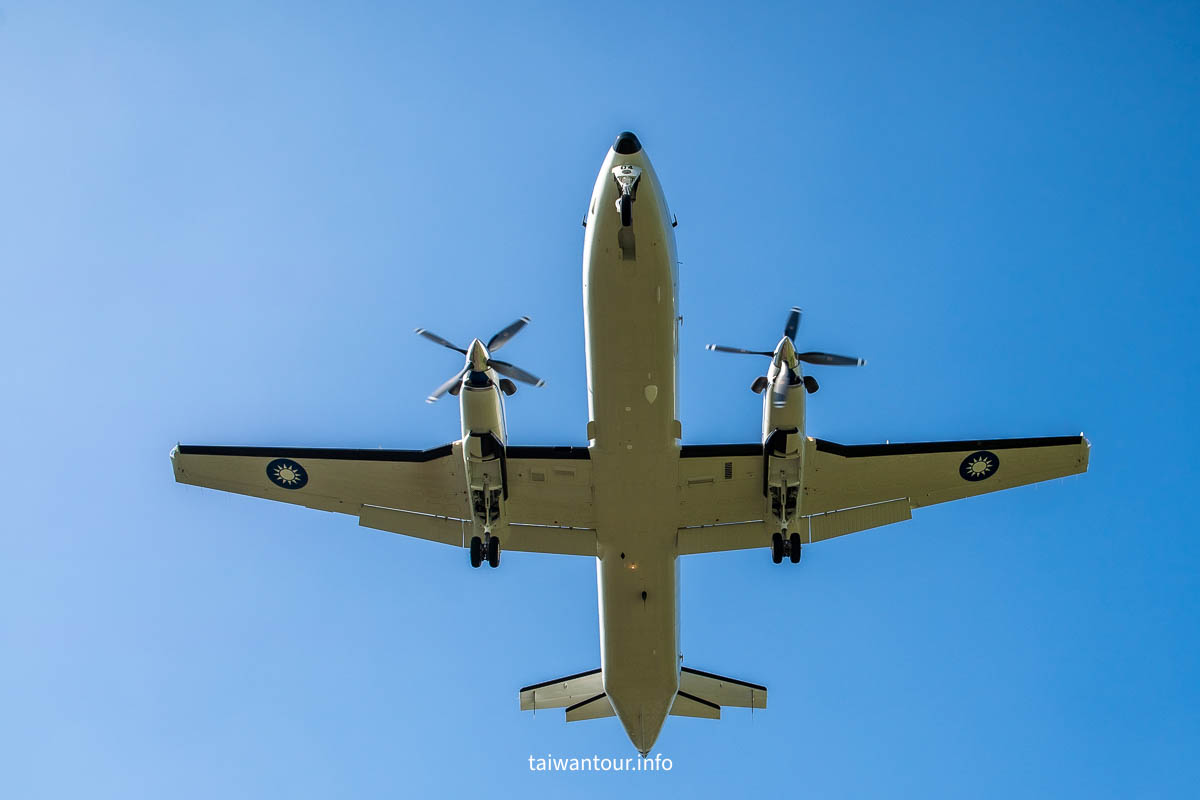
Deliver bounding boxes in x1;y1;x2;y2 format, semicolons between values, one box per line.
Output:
583;157;679;752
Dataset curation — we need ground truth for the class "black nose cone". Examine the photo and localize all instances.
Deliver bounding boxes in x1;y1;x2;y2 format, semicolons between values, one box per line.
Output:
613;131;642;155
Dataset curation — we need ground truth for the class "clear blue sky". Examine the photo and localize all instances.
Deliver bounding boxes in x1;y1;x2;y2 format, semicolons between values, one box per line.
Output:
2;1;1198;797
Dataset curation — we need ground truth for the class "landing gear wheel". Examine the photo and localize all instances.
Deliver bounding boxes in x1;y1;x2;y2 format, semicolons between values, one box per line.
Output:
469;536;483;568
487;536;501;568
789;532;802;563
771;532;784;564
619;194;633;227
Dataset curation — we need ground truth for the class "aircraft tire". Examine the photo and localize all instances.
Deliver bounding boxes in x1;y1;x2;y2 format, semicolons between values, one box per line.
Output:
789;532;802;563
470;536;483;568
619;195;633;227
771;532;784;564
487;536;501;568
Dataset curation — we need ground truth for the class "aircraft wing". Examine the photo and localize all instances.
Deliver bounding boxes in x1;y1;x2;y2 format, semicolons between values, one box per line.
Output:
803;435;1090;514
676;435;1089;554
170;443;596;556
677;444;766;527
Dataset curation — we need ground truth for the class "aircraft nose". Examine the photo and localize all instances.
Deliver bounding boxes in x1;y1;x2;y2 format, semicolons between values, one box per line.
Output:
613;131;642;155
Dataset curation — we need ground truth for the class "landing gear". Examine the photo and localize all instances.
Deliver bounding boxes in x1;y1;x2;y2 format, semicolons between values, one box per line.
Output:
768;485;799;521
771;531;802;565
619;194;633;227
470;535;501;568
472;488;502;525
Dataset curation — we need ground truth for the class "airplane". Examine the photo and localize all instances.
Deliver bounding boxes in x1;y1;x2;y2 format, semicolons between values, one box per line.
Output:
170;130;1090;756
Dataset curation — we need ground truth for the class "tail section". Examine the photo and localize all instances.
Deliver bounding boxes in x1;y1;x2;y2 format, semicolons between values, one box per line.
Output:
519;666;766;723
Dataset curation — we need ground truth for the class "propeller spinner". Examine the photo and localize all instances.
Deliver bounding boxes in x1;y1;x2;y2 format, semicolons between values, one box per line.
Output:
416;316;545;403
705;307;865;408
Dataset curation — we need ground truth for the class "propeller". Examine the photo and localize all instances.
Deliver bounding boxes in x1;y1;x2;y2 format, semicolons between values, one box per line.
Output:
415;317;545;403
705;306;865;408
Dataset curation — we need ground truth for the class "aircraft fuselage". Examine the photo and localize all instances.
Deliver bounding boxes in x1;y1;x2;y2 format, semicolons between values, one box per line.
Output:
583;133;681;755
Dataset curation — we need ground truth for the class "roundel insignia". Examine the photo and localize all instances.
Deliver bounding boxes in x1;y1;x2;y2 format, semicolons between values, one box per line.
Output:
267;458;308;490
959;450;999;482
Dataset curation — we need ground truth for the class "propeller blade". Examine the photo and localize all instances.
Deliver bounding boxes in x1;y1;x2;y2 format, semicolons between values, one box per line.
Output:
797;351;866;367
415;328;466;354
426;366;468;403
771;372;791;408
705;344;774;356
490;359;545;387
783;307;802;340
486;316;531;352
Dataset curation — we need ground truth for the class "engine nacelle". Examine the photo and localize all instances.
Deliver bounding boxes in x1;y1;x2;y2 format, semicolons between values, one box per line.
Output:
459;371;508;532
463;431;506;531
763;427;805;529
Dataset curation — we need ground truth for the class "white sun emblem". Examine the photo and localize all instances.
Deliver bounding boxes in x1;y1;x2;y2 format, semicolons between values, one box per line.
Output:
967;456;993;476
274;464;300;484
266;458;308;489
960;450;999;481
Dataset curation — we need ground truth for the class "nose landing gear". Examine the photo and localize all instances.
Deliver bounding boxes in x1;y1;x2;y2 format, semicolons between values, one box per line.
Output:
612;164;642;228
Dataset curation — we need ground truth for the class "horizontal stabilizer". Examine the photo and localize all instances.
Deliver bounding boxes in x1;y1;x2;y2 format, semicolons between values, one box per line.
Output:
520;668;603;712
678;667;767;711
521;666;766;723
565;693;616;722
671;691;720;719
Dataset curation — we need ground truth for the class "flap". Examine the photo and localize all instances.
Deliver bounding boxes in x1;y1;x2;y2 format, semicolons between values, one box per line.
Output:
677;521;769;555
804;498;912;543
358;505;466;547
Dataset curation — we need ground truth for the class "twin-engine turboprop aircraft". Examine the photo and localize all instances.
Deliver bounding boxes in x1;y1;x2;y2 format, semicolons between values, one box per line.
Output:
170;131;1090;756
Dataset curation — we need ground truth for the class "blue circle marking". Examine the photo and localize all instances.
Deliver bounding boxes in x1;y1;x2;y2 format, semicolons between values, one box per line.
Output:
959;451;999;482
267;458;308;490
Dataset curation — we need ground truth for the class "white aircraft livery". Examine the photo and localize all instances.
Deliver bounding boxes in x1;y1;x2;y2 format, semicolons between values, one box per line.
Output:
171;131;1090;755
